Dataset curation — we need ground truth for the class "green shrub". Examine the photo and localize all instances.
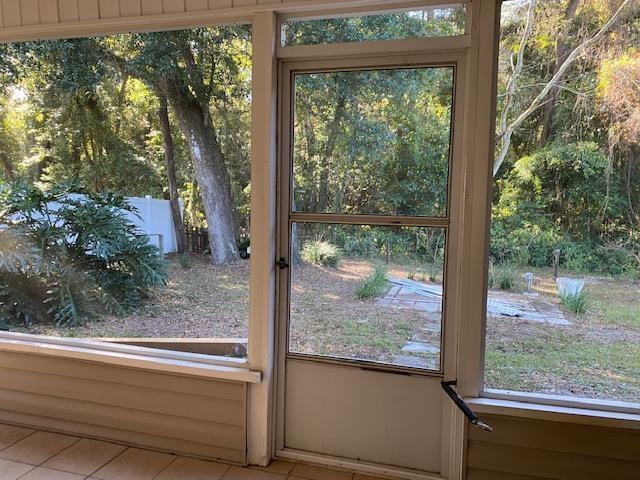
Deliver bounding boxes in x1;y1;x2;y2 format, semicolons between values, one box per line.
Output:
0;183;167;327
179;253;192;269
560;289;588;316
489;264;517;291
356;265;389;299
301;240;342;267
425;263;439;282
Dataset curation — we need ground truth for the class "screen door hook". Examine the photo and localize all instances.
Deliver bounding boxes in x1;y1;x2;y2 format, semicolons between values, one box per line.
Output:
441;380;494;432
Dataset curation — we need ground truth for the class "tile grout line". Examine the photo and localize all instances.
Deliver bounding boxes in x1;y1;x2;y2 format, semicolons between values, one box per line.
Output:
14;464;37;480
85;440;131;478
0;428;39;454
86;446;133;480
149;452;179;480
48;441;131;479
34;434;83;467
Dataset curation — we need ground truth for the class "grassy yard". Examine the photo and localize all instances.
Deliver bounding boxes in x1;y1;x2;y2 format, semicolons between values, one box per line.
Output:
289;259;440;368
484;268;640;402
10;254;640;403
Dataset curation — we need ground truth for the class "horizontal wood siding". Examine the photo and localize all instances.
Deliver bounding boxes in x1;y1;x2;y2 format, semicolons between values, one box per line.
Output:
0;351;247;464
466;414;640;480
0;0;291;27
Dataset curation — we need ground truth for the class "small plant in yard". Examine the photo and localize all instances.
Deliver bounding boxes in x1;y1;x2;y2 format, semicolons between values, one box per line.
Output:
356;264;390;299
560;289;589;316
425;263;439;282
407;270;416;280
179;253;193;269
301;240;342;267
490;264;517;291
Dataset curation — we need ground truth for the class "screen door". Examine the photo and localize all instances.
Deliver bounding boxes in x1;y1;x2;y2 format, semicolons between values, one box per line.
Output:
276;52;467;476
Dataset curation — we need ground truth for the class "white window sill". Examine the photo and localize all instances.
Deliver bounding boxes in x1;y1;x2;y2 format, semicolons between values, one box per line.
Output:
466;397;640;431
0;332;262;384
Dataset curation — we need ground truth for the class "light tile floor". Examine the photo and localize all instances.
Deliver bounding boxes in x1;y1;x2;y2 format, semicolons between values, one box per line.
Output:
0;424;390;480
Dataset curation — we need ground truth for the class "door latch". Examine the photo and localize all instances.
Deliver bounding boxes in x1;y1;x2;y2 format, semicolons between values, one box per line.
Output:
441;380;493;432
275;257;289;269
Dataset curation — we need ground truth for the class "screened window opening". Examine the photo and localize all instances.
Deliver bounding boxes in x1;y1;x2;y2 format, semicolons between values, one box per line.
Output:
281;5;467;47
0;25;252;358
288;223;446;371
285;62;456;373
293;67;454;217
484;0;640;405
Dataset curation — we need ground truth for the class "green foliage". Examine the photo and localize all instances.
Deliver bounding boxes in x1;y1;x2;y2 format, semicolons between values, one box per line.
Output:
301;240;342;267
0;183;167;326
560;289;589;316
489;264;518;291
283;7;465;45
355;265;389;300
179;253;192;270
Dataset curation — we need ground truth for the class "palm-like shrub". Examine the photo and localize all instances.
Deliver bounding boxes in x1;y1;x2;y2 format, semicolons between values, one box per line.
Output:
356;265;389;299
0;183;167;327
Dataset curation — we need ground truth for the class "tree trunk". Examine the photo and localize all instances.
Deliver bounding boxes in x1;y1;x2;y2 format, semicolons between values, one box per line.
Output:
540;0;581;146
158;95;187;254
161;82;239;264
317;96;346;211
0;153;14;182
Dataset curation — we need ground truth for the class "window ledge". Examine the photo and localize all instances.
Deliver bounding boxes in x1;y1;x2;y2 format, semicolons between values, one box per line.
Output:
466;397;640;430
0;332;262;384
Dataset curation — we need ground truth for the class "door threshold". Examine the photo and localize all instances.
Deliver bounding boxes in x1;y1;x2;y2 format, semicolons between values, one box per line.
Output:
276;448;444;480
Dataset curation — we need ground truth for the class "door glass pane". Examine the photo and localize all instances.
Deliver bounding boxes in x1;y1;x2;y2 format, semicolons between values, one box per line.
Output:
288;223;445;371
293;67;454;217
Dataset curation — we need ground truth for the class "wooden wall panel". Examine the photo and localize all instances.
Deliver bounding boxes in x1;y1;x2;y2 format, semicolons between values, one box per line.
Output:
19;0;38;25
98;0;120;18
38;0;59;23
141;0;163;15
186;0;208;11
466;414;640;480
210;0;233;8
1;0;21;27
78;0;99;20
162;0;185;13
233;0;257;7
0;0;323;35
0;351;247;464
58;0;79;22
120;0;142;17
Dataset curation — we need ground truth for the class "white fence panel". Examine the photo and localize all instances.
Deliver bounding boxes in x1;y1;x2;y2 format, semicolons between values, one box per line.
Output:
12;194;183;255
125;196;184;254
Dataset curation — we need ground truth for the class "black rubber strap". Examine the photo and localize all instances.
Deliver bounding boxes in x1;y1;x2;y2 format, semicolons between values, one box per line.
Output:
441;380;493;432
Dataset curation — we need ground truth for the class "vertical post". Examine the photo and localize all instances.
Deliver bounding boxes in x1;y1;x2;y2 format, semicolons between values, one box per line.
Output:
158;234;164;257
443;1;502;479
247;10;278;467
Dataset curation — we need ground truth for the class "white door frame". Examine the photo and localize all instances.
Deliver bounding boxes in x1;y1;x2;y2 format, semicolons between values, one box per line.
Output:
273;41;470;479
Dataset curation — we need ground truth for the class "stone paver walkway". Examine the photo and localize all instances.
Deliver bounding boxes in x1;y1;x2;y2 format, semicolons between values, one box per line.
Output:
379;277;570;367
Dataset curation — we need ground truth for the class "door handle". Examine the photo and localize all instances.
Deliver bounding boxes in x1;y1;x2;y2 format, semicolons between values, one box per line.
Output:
441;380;493;432
275;257;289;269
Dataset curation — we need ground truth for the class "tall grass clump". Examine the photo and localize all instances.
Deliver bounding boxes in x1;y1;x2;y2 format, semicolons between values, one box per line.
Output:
356;265;389;299
560;290;588;316
179;253;192;269
301;240;341;267
489;264;517;291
